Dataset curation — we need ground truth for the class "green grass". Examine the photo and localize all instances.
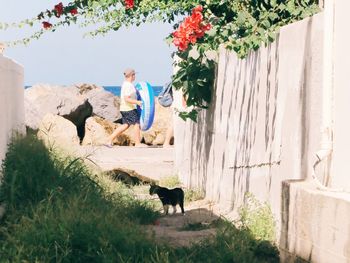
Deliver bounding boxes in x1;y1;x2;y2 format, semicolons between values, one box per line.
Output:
159;176;182;188
0;134;279;262
0;135;159;262
237;193;276;242
176;220;279;263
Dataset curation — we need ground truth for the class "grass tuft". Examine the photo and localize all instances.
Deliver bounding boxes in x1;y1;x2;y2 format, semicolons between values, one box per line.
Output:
237;193;276;242
159;176;181;188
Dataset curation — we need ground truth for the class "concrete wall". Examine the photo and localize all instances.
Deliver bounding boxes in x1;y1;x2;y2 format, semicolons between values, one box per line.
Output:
0;54;25;164
280;180;350;262
175;1;350;261
330;0;350;190
175;13;324;217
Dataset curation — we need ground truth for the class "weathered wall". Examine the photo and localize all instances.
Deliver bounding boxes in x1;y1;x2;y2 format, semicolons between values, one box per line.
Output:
280;180;350;262
279;1;350;261
0;54;25;164
175;1;350;261
175;13;324;217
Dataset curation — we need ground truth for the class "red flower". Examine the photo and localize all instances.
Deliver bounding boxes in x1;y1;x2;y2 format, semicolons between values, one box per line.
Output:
70;8;78;15
193;5;203;13
42;21;52;29
172;5;211;52
54;2;64;18
124;0;134;9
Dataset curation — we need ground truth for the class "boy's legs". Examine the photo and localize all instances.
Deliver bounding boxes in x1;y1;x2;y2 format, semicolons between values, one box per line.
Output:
134;123;142;146
107;123;129;145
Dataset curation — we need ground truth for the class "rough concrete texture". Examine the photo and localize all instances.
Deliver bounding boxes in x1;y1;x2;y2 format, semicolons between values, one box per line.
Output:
0;55;25;164
174;7;350;261
173;11;350;261
280;180;350;263
175;13;325;222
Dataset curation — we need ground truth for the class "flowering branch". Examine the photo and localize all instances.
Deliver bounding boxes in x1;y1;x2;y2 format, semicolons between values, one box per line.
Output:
0;0;320;121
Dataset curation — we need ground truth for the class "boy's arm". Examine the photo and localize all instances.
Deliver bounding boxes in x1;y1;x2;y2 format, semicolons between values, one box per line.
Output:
124;96;142;106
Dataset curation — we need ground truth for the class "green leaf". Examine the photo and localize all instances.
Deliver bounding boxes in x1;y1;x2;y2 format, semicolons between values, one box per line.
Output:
237;12;246;25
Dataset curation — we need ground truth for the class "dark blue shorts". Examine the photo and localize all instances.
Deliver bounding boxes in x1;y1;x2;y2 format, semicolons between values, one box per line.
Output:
121;109;140;125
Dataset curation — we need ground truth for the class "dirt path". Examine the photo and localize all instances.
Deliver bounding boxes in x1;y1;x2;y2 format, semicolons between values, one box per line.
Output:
146;200;225;247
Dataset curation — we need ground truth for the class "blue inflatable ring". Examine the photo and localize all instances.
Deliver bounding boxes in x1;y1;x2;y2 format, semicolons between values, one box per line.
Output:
135;81;155;131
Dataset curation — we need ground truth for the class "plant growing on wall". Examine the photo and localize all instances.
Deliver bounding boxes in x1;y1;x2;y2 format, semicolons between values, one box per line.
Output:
0;0;320;120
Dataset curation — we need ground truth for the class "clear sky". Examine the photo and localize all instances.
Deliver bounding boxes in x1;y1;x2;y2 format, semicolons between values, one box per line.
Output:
0;1;175;86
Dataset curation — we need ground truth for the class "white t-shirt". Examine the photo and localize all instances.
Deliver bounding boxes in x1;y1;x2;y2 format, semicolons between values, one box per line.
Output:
120;81;137;111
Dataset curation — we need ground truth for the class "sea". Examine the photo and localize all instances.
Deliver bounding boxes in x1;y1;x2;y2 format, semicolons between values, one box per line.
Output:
104;86;163;97
24;85;163;97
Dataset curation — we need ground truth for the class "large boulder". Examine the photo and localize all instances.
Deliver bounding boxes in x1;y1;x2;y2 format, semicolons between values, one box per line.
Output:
25;84;92;140
37;113;80;152
142;101;173;145
75;83;121;122
82;101;173;146
82;116;132;146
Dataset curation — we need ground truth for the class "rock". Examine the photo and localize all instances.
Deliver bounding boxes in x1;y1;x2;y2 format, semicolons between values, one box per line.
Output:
142;101;173;145
75;83;121;122
25;84;92;140
82;116;132;146
106;169;142;186
104;169;156;186
153;133;166;145
24;97;42;129
143;129;157;145
37;113;80;152
62;99;93;141
82;101;173;146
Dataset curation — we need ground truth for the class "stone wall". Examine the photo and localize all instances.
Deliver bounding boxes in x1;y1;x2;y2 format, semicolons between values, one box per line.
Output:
0;54;25;165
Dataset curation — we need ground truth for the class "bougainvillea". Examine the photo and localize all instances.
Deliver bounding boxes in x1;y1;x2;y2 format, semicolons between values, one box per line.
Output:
70;8;78;15
42;21;53;29
54;2;64;18
172;5;211;51
124;0;134;9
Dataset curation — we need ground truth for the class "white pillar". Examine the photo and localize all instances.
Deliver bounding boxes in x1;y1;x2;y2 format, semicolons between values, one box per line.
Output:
329;0;350;190
0;54;25;164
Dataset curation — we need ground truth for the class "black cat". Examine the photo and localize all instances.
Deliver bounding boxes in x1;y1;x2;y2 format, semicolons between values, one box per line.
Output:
149;184;185;215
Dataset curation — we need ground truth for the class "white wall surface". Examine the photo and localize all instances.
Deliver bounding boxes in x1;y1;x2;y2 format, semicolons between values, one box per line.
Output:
0;54;25;164
280;180;350;263
175;2;350;260
330;0;350;190
175;13;324;217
